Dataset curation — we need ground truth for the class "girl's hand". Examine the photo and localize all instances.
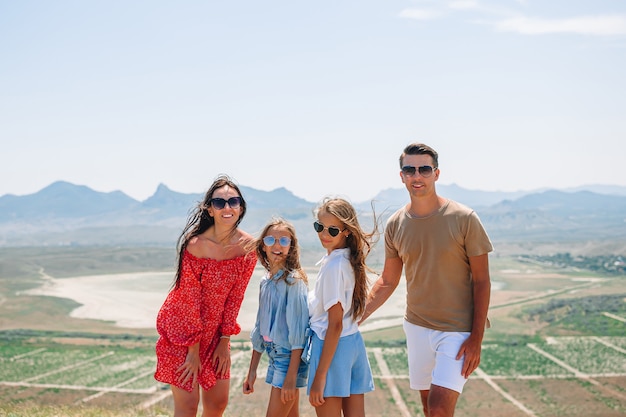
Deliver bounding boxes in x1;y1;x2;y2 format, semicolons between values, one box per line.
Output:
212;337;231;378
243;370;256;394
176;344;202;387
281;376;296;404
308;375;326;407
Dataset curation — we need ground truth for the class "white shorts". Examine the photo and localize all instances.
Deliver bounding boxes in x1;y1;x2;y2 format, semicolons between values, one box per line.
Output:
403;320;470;393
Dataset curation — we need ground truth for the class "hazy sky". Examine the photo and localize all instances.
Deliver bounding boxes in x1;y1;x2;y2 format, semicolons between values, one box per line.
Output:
2;0;625;203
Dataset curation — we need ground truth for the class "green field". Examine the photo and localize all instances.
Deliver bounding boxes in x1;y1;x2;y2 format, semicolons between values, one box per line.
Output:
0;246;625;417
1;331;624;417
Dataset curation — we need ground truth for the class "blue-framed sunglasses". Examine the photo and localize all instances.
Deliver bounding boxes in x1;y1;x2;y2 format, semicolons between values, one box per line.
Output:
263;236;292;247
210;196;242;210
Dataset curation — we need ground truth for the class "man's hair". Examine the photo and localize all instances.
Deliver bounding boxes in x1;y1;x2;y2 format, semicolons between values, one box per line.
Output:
399;143;439;168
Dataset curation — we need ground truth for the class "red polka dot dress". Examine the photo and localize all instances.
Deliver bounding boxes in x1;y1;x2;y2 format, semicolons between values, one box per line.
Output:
155;249;257;392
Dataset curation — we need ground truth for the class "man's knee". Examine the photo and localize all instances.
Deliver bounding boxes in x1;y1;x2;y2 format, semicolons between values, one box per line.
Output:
426;384;459;417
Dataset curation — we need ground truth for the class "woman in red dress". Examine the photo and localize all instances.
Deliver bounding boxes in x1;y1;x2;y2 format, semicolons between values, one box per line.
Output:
155;174;257;417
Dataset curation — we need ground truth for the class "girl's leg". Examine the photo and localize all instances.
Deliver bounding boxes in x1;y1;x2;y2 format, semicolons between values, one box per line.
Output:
342;394;365;417
200;379;230;417
313;396;342;417
266;386;300;417
171;385;200;417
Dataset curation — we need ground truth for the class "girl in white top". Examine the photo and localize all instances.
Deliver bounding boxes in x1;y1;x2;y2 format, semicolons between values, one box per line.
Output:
307;197;377;417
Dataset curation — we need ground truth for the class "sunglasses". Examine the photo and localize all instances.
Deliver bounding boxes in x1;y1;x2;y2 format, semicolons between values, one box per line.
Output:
262;236;292;247
401;165;436;177
209;196;242;210
313;221;345;237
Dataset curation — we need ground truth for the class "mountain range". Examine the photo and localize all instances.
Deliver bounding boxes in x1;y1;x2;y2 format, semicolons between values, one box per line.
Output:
1;181;625;253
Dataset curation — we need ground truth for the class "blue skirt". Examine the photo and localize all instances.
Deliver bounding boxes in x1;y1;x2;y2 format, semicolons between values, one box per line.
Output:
307;331;374;397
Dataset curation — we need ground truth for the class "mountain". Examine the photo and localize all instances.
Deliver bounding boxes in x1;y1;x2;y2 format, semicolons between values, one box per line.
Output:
141;183;200;217
488;190;626;215
0;181;139;221
0;181;316;247
1;181;625;251
564;184;626;196
478;190;626;241
363;183;529;213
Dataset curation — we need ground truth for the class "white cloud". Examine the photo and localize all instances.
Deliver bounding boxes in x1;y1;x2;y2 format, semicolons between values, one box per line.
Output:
495;15;626;36
448;0;479;11
398;8;443;20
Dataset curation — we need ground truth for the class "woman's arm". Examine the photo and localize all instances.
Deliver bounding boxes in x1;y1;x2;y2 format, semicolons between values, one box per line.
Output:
211;335;232;378
157;251;203;347
220;253;256;337
176;342;201;387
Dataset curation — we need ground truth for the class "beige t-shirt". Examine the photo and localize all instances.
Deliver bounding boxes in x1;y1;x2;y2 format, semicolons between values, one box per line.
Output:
385;199;493;332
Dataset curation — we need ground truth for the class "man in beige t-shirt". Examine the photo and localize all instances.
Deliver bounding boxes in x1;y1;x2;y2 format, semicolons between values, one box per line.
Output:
361;143;493;417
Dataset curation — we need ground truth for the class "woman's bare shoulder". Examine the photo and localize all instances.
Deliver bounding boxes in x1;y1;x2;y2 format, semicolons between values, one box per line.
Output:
237;229;255;245
186;236;211;259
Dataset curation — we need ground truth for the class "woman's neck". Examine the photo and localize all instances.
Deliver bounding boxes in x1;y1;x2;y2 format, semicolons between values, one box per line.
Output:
205;225;235;245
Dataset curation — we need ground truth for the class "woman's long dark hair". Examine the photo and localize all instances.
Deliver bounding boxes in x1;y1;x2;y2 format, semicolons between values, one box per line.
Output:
172;174;247;289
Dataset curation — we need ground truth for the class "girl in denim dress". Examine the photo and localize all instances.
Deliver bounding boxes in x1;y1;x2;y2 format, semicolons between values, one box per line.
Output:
243;218;309;417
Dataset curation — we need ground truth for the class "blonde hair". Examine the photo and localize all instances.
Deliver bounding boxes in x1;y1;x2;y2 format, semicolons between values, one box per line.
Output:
314;197;378;320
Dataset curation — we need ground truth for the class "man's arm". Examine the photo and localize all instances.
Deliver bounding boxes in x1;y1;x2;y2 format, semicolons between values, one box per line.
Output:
359;256;403;325
457;253;491;378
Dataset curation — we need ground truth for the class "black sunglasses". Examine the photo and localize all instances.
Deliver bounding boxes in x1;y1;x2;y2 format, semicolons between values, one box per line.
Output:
210;196;242;210
401;165;436;177
262;236;292;247
313;221;345;237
